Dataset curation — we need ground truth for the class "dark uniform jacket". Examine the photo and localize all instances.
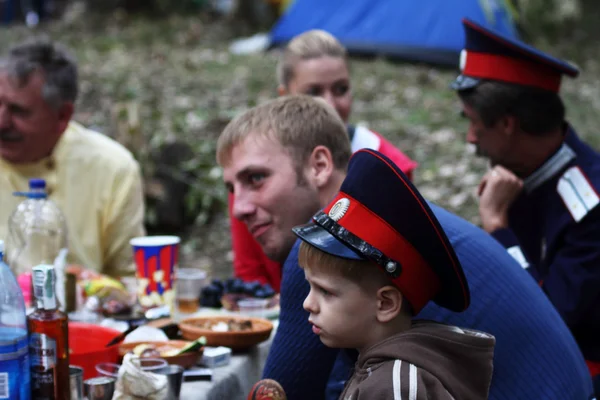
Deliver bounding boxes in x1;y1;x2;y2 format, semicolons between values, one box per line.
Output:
492;126;600;365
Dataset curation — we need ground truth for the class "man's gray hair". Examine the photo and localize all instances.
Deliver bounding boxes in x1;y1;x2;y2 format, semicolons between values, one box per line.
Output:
0;36;78;109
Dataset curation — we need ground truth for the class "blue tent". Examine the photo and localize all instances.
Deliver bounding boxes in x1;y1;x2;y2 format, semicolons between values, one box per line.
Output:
270;0;518;66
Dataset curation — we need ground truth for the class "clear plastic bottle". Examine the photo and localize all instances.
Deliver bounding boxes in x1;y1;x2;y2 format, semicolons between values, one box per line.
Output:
7;178;68;311
0;240;31;400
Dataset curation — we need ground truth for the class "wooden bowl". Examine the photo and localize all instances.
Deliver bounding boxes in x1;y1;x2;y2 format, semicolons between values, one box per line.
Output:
178;316;274;350
118;340;203;369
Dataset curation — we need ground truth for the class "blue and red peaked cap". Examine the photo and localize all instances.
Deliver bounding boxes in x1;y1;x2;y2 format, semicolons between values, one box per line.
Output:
451;18;579;93
292;149;470;314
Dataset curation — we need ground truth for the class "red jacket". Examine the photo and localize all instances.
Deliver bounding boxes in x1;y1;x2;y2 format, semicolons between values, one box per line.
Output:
229;126;417;292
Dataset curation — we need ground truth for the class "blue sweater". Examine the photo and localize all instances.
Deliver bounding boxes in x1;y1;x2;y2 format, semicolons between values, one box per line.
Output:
262;204;594;400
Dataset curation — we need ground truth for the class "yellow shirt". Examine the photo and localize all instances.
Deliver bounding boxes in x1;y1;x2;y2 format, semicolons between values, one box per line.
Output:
0;121;146;277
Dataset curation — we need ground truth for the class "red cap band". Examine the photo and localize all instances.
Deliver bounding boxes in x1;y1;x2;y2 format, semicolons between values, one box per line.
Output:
323;192;441;313
463;50;562;92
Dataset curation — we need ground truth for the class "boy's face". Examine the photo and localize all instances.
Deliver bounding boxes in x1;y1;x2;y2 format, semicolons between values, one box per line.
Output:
303;265;378;350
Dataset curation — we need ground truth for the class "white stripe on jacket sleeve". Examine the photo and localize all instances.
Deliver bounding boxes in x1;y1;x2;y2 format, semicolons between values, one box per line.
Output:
409;363;418;400
393;359;403;400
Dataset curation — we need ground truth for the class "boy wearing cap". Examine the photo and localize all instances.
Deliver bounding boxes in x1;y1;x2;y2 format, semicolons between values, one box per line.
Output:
452;18;600;391
293;148;495;399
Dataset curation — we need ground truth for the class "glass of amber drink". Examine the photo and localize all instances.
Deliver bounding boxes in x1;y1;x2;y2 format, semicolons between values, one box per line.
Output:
175;268;207;314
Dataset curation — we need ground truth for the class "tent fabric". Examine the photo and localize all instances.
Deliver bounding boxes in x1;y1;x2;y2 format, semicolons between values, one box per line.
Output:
269;0;518;67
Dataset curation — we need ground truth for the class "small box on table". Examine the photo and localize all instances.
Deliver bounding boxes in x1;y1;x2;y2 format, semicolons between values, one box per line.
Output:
201;346;232;368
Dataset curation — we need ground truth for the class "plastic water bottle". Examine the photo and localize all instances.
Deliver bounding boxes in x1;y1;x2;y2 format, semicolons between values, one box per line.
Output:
7;178;68;311
0;240;31;400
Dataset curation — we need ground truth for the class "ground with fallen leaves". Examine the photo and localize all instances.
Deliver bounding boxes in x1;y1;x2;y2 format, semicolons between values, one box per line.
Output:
2;4;599;278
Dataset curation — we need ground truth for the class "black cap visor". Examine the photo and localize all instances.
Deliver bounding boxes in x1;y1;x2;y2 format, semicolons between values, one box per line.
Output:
292;222;365;261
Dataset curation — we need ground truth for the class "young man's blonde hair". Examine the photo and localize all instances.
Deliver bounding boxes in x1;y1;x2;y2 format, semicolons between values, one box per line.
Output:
277;29;348;88
216;95;351;172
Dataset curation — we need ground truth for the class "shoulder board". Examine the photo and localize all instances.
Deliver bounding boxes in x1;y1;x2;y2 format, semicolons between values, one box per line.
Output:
557;166;600;222
351;125;381;153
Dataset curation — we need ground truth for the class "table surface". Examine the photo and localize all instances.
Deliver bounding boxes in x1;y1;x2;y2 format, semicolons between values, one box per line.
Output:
179;320;277;400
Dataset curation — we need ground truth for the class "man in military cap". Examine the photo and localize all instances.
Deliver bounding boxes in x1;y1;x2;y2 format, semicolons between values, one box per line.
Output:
452;18;600;392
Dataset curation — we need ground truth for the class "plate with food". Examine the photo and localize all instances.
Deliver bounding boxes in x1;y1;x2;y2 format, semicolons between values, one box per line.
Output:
118;338;205;369
179;316;273;350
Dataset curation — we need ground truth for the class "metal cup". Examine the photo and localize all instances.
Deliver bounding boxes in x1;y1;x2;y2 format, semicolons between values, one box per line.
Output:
69;366;84;400
156;365;184;399
84;376;116;400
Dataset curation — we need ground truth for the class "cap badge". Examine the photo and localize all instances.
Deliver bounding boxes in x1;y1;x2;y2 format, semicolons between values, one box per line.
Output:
328;198;350;221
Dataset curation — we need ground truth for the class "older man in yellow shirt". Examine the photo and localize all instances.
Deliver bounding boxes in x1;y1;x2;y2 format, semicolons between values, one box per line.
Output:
0;37;145;277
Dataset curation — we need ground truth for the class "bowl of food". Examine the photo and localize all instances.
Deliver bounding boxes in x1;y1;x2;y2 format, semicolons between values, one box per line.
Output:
178;316;274;350
118;338;205;369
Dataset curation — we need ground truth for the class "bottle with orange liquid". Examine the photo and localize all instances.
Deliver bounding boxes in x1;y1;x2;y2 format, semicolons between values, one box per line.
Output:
27;265;69;399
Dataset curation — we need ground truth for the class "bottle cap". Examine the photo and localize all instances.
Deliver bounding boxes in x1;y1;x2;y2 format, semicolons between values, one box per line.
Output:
29;178;46;189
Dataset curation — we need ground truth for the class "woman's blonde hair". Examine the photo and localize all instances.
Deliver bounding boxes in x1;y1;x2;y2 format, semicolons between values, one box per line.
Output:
277;29;348;87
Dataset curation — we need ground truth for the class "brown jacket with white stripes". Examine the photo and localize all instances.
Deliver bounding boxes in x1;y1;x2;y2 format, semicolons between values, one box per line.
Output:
339;320;495;400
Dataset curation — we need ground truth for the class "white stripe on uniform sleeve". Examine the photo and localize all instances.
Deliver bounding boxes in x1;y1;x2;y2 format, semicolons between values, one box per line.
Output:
393;359;402;400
